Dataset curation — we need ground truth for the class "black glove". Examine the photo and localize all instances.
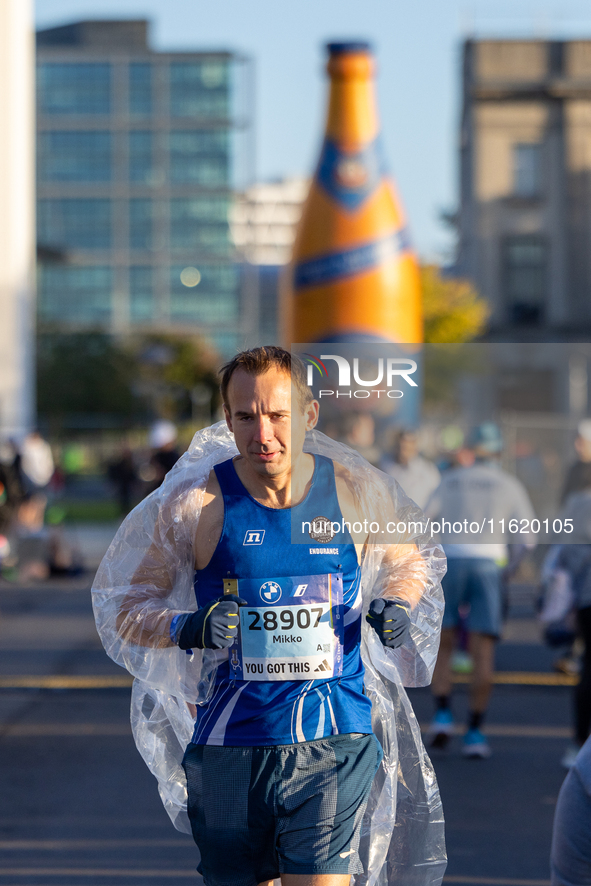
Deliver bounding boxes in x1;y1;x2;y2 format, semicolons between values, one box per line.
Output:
178;595;246;650
366;598;411;649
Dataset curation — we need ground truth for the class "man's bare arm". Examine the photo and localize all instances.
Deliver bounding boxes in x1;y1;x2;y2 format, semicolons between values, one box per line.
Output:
194;471;224;571
114;475;223;649
115;536;178;648
376;542;427;609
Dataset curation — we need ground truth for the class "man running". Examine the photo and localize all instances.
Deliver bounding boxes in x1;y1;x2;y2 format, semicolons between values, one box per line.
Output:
93;346;446;886
425;422;536;758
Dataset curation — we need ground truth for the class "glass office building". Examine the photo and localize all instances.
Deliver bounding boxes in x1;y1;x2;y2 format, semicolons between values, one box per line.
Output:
36;20;253;356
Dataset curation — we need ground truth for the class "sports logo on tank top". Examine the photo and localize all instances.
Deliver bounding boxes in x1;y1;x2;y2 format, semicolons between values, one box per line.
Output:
243;529;265;545
259;580;282;603
309;516;336;543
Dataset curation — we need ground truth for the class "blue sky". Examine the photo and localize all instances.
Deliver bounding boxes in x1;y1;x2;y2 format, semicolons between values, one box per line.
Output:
35;0;591;261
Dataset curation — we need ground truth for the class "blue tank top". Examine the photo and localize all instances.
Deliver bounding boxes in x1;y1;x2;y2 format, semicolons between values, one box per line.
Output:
191;454;373;746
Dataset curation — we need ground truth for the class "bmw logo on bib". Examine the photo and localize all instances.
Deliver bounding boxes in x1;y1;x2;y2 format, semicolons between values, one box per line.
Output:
260;581;282;603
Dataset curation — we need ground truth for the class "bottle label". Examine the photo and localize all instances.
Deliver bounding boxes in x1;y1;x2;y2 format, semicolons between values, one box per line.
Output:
316;137;386;211
294;229;411;289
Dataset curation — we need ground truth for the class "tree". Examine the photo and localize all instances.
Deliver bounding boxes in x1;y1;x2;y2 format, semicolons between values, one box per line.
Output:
37;332;141;429
133;333;219;422
421;264;488;344
420;265;489;408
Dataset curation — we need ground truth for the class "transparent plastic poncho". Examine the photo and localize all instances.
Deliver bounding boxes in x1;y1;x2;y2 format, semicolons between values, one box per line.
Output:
92;422;447;886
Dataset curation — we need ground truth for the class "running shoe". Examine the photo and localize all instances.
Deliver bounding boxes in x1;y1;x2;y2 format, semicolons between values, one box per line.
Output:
428;709;455;750
462;728;491;759
554;656;580;678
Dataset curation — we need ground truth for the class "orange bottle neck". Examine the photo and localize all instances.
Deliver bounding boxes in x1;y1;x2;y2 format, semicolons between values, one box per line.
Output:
325;52;380;150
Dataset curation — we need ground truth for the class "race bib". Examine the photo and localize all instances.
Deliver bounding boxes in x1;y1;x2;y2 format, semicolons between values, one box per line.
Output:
227;573;344;682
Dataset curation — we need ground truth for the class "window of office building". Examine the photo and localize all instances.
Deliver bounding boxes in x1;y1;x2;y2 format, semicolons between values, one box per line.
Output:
169;198;231;254
169;130;229;185
169;62;230;118
210;332;239;356
38;265;112;324
37;63;111;115
129;63;152;116
513;144;542;198
38;131;112;181
129;131;153;183
503;235;547;325
169;263;238;324
37;199;111;250
130;199;153;250
129;266;154;321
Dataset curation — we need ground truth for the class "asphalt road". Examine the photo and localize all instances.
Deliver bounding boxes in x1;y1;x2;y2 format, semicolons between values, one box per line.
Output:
0;574;573;886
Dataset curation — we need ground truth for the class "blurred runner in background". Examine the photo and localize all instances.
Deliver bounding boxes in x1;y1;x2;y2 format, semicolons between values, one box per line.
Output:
562;420;591;505
108;445;138;515
340;412;381;467
549;419;591;679
0;441;25;572
551;486;591;767
0;442;24;534
380;430;441;509
425;422;536;758
10;432;55;580
551;736;591;884
19;431;54;497
142;421;180;496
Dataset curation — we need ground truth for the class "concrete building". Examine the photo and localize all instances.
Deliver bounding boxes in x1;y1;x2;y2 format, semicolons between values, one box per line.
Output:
458;38;591;340
36;19;253;357
0;0;36;437
230;178;307;343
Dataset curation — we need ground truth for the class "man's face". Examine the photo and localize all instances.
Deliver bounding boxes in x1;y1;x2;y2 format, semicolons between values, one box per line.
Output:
224;368;318;478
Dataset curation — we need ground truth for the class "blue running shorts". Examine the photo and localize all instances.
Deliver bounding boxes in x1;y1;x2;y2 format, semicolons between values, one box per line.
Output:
441;557;502;637
182;732;383;886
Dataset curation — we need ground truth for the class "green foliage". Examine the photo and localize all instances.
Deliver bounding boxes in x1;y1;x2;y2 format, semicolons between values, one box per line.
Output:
421;265;489;344
46;499;121;523
37;332;140;425
37;331;220;429
420;265;489;408
133;332;219;421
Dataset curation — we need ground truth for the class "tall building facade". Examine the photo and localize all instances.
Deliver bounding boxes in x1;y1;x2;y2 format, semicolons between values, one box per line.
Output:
36;19;253;357
0;0;36;437
458;39;591;339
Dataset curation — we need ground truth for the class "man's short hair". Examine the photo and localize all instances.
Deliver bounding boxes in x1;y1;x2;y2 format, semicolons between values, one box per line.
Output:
220;346;314;411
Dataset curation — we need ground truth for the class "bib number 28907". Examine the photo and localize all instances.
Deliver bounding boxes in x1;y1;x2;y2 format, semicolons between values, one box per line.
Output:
246;606;324;632
230;573;344;682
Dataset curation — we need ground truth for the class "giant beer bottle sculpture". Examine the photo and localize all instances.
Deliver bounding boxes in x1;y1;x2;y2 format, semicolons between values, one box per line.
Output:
286;42;422;344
